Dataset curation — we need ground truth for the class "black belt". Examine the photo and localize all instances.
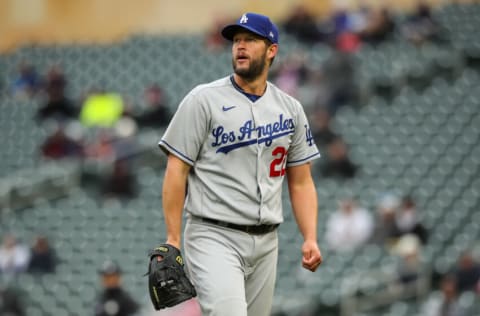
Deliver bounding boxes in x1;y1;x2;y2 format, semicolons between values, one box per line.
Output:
197;217;279;235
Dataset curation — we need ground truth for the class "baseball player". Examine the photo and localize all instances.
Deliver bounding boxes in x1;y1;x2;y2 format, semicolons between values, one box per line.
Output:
158;12;323;316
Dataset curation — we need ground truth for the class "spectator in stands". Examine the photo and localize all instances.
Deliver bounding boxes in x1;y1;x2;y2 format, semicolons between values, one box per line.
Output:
347;5;370;35
422;274;468;316
310;107;338;148
85;130;116;161
357;7;395;45
11;61;42;98
94;260;139;316
396;195;428;244
0;285;25;316
27;235;58;274
79;88;124;128
453;251;480;293
101;159;138;201
36;65;77;123
328;3;364;52
319;136;358;179
335;31;361;53
112;117;141;160
132;84;172;129
282;4;326;44
392;234;423;285
0;234;30;278
41;123;85;160
401;2;440;45
330;8;351;39
371;193;402;247
85;117;139;163
325;198;373;252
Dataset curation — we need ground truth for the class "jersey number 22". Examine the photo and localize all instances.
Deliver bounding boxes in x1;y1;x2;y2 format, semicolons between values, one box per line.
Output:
270;146;288;177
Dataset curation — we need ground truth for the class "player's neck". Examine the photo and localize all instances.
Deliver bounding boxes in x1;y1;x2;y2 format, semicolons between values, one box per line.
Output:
233;73;267;96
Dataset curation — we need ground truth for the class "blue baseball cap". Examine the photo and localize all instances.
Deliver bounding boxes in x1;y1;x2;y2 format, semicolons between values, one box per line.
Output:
222;13;279;44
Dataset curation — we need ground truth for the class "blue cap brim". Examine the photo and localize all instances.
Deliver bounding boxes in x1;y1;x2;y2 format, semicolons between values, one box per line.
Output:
221;24;273;42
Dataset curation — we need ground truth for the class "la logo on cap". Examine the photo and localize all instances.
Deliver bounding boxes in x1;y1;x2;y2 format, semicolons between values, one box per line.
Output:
240;14;248;24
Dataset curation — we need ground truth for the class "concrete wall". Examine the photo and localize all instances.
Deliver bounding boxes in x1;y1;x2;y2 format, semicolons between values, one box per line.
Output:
0;0;450;52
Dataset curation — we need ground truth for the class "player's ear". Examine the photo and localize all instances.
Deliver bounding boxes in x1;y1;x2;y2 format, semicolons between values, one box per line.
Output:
267;44;278;60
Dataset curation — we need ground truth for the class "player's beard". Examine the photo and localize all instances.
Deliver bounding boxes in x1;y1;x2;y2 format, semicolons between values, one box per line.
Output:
232;51;268;82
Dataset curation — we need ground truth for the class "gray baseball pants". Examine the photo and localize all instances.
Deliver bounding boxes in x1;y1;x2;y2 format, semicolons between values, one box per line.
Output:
184;216;278;316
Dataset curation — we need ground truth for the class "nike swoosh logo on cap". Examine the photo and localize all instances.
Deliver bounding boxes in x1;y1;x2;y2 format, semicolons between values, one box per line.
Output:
222;105;236;111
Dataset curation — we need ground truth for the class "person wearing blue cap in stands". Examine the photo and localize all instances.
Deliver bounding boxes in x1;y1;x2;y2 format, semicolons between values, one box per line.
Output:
157;11;323;316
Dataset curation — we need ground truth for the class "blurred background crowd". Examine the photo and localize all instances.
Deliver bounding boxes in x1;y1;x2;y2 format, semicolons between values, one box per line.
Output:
0;0;479;315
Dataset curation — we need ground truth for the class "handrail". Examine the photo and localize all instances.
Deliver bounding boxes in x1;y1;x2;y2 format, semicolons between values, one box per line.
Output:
340;263;431;316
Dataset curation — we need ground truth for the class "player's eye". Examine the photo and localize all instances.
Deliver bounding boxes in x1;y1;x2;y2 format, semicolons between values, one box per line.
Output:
233;36;259;45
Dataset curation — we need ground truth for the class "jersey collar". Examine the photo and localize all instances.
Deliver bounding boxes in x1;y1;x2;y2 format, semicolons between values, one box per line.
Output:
229;75;263;103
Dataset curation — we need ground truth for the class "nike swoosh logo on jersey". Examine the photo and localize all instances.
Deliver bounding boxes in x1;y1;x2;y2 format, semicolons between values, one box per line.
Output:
222;105;236;111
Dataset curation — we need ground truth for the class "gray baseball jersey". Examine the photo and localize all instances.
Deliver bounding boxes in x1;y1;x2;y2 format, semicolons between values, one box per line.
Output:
159;75;320;225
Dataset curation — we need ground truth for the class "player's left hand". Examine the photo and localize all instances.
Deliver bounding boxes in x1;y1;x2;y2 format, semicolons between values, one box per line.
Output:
301;240;323;272
146;244;197;310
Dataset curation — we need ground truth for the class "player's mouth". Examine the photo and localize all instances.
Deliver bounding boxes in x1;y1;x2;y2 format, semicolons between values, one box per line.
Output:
236;54;249;63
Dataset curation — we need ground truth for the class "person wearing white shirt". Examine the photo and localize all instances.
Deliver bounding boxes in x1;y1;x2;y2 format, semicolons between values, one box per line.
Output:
0;234;30;277
325;198;373;252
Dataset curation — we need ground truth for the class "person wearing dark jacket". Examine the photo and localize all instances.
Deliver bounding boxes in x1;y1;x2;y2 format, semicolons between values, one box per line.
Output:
133;84;172;129
94;261;140;316
28;235;57;274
